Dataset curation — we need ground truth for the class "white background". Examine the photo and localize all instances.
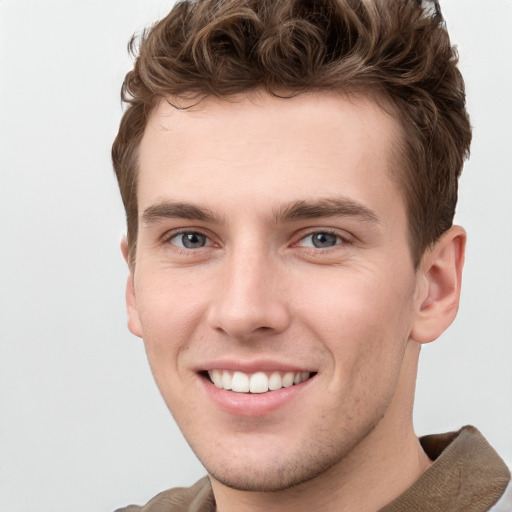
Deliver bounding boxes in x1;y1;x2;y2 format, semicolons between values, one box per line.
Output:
0;1;511;510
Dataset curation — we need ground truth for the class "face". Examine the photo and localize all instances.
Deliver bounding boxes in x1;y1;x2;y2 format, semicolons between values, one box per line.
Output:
127;92;425;491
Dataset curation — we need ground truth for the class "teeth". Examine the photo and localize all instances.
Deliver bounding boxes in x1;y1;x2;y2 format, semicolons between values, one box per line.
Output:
207;369;311;393
221;371;232;390
249;372;268;393
268;371;282;391
282;372;294;388
232;371;250;392
210;369;223;388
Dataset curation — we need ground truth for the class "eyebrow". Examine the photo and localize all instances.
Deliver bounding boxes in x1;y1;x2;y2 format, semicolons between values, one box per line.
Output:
142;202;218;224
273;198;381;224
141;197;380;226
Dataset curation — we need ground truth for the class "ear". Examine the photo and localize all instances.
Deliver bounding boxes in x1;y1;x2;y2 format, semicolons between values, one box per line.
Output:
121;237;142;338
411;226;466;344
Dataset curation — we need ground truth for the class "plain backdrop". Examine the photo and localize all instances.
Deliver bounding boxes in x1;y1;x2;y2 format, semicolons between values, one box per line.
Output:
0;1;511;510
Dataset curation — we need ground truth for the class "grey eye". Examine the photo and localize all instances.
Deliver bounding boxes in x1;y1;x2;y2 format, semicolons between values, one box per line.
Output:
298;232;341;249
311;232;339;248
171;232;208;249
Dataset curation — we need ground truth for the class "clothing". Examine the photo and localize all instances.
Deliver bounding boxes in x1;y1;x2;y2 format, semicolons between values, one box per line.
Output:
380;426;510;512
491;481;512;512
116;425;510;512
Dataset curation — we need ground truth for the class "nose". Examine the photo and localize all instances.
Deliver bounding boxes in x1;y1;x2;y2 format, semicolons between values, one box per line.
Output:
207;249;291;340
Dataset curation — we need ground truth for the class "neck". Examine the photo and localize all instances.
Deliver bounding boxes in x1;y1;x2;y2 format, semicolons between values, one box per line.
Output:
211;341;430;512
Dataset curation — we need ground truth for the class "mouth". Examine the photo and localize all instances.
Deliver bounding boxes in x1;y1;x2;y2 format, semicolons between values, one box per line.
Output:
203;369;316;394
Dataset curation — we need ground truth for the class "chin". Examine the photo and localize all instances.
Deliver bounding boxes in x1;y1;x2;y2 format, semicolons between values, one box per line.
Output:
206;453;338;492
196;424;371;493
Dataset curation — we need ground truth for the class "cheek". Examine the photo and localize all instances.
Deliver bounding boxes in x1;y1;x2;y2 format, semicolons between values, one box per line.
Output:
134;273;209;369
296;266;416;383
135;281;205;418
298;265;415;335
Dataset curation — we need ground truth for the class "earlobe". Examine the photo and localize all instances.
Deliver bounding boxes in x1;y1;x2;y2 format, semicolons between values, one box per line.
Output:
411;226;466;344
121;238;143;338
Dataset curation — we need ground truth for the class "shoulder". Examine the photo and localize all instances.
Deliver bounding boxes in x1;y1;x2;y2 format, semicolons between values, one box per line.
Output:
490;481;512;512
114;476;214;512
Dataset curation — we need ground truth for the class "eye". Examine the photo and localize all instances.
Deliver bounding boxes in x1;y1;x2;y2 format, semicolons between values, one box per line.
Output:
298;231;343;249
169;231;210;249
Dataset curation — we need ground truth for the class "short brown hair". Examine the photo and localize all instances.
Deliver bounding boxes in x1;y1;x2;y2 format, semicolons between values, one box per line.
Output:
112;0;471;267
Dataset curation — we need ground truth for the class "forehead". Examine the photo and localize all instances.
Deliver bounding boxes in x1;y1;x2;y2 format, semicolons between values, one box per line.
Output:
138;91;404;221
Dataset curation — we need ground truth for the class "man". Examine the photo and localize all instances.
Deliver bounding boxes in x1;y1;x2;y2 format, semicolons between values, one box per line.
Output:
112;0;510;510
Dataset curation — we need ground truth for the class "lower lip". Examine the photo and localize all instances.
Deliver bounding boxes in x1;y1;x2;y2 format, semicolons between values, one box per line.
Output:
198;375;315;417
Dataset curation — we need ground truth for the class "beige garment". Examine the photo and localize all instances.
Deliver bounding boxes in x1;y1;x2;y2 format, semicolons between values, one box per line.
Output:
380;426;510;511
116;425;510;512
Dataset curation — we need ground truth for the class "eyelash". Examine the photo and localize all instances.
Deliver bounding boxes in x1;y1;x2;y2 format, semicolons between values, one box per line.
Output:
293;229;353;255
162;228;351;253
162;230;215;252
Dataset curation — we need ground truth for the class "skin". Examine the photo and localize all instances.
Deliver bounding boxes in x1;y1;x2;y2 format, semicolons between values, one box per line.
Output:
123;91;465;512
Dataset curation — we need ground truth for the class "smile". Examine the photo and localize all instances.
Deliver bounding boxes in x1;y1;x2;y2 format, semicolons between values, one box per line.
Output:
207;369;313;393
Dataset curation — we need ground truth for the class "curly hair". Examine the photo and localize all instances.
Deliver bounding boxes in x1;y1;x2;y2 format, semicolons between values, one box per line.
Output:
112;0;471;267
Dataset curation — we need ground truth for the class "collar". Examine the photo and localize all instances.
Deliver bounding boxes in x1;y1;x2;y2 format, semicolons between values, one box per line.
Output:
380;425;510;512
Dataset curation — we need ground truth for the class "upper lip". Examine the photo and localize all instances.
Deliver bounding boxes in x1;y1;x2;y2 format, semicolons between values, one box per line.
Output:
197;358;316;374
